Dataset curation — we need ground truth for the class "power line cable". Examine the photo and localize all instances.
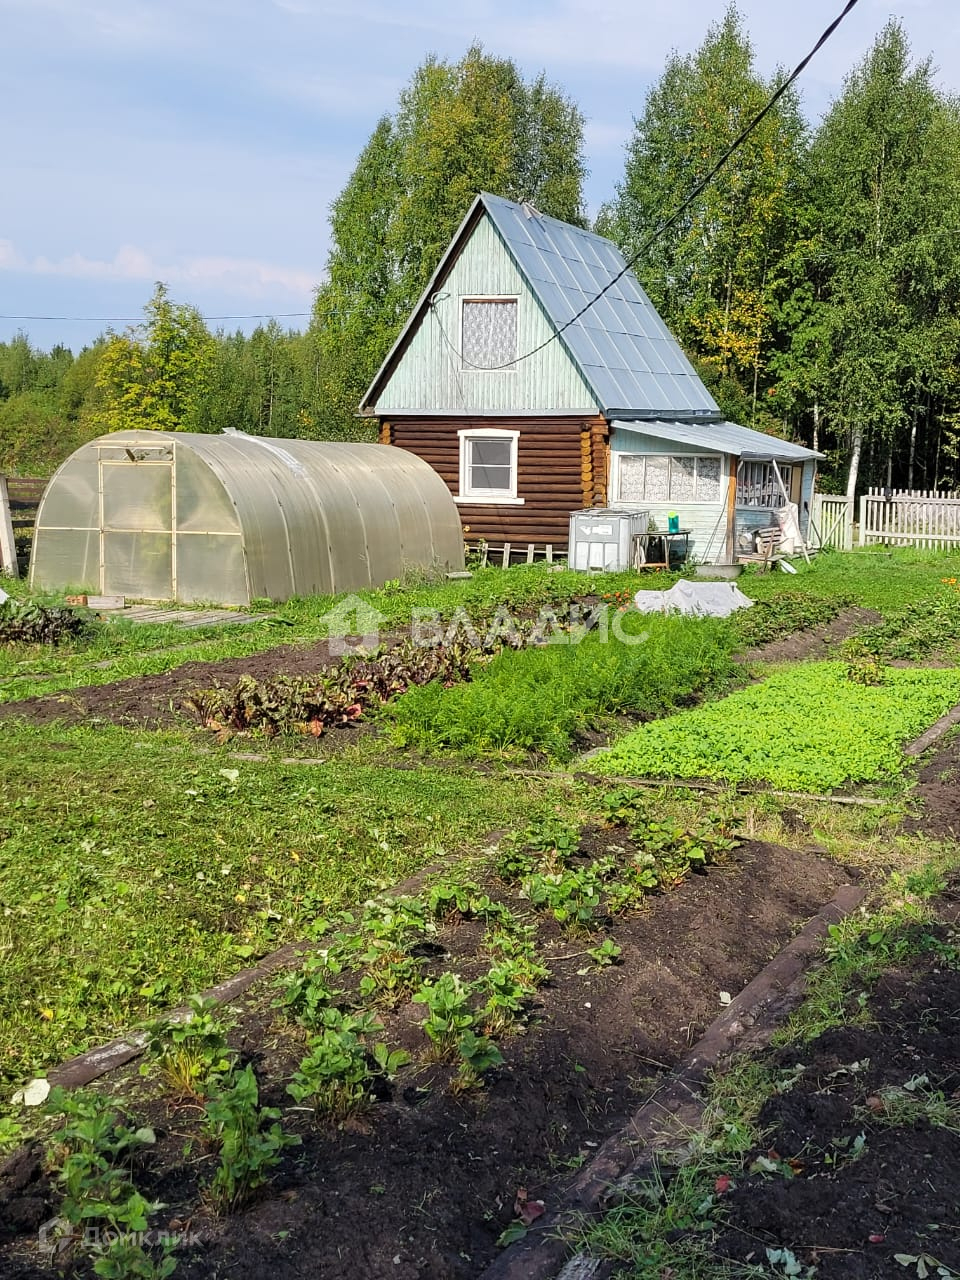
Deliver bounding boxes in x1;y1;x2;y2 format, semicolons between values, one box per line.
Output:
430;0;862;372
0;311;311;324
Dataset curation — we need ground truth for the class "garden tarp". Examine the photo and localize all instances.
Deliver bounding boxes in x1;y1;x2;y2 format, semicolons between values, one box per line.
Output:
632;580;754;618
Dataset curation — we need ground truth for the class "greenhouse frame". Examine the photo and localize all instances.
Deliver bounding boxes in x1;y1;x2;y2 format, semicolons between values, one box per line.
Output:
30;430;465;604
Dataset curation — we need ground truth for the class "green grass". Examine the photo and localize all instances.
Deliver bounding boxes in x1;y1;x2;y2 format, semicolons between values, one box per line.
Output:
386;612;736;761
5;549;960;705
0;717;577;1098
589;662;960;792
742;545;960;612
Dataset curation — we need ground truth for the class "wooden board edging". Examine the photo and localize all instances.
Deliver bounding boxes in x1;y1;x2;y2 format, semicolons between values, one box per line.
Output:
478;881;868;1280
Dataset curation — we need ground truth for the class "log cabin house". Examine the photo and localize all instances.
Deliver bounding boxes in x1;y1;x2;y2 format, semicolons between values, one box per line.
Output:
360;193;822;564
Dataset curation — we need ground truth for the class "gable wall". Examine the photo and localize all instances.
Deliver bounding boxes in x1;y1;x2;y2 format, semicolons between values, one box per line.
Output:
374;216;599;415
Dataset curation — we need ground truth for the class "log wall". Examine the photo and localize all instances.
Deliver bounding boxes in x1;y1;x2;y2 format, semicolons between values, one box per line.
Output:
382;416;609;545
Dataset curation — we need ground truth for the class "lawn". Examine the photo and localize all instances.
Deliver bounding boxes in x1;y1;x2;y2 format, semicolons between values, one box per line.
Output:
0;718;574;1091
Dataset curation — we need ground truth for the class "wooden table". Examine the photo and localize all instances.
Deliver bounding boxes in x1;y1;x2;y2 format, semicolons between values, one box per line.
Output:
632;529;691;570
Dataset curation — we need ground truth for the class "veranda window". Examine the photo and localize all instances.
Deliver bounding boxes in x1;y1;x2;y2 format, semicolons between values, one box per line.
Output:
616;454;723;504
736;461;793;508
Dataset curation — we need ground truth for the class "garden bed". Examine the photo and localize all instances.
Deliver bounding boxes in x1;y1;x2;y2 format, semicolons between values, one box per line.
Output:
537;734;960;1280
709;927;960;1280
0;830;854;1280
589;662;960;793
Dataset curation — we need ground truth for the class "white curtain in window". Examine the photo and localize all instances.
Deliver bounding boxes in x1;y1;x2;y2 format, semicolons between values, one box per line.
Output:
462;300;517;369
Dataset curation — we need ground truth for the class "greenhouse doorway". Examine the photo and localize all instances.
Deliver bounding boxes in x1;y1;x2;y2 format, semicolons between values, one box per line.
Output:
99;442;175;600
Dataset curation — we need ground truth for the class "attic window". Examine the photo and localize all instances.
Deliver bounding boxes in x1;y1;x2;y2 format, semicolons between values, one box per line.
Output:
461;298;517;370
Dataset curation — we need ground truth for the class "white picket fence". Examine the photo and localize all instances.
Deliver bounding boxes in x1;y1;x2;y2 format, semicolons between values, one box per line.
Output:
860;486;960;549
809;494;854;551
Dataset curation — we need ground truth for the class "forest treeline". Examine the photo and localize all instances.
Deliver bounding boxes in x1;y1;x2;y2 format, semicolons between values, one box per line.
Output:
3;11;959;496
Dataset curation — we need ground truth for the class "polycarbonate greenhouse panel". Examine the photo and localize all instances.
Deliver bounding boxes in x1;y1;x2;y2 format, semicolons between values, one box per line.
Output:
103;531;172;599
30;430;464;604
176;533;246;604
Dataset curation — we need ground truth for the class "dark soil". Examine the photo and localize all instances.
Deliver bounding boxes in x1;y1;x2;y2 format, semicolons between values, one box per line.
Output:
710;930;960;1280
740;605;882;665
907;729;960;839
0;841;854;1280
0;636;355;730
704;736;960;1280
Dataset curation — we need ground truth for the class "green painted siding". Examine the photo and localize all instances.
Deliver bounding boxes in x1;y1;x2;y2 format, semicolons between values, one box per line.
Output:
375;216;598;415
611;429;722;458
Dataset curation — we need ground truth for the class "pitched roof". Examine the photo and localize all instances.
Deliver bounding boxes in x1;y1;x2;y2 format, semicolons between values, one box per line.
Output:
613;419;824;462
360;192;721;419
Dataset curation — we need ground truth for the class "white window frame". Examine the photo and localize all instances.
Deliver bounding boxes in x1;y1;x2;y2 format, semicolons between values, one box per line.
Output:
455;428;524;505
612;452;726;505
459;296;519;372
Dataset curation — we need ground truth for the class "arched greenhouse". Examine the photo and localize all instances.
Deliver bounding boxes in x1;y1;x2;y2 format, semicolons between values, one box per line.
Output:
30;430;465;604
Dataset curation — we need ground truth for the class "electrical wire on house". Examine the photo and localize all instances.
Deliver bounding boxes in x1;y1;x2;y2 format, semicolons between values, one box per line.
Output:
429;0;862;372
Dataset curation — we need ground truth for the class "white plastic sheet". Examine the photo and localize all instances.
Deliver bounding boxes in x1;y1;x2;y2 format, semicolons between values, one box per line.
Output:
0;586;8;604
633;579;755;618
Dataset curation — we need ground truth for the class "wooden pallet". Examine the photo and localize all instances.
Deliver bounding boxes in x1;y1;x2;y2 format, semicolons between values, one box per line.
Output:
1;476;46;577
470;541;567;569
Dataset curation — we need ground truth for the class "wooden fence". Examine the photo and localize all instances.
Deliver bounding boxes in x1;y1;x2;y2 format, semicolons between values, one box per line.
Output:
809;494;854;551
860;486;960;549
0;476;46;578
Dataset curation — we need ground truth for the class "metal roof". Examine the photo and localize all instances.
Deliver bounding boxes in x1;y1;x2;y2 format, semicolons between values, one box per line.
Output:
481;194;720;418
361;193;721;418
612;418;824;462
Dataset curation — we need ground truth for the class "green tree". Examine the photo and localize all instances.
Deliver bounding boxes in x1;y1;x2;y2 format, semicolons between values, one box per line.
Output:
94;282;216;433
599;6;805;428
309;45;587;437
808;21;960;497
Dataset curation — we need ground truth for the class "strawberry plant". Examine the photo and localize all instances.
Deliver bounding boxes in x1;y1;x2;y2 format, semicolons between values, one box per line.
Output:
412;972;477;1061
426;881;512;924
142;995;235;1099
731;591;852;648
43;1087;173;1278
453;1029;503;1091
521;863;611;932
412;970;503;1084
600;786;650;828
478;961;534;1036
203;1064;299;1212
483;924;551;989
275;953;345;1029
497;818;580;881
286;1009;409;1122
357;937;426;1008
587;938;622;967
606;856;661;912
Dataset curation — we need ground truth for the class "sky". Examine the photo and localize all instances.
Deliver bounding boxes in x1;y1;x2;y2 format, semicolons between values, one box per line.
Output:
3;0;960;352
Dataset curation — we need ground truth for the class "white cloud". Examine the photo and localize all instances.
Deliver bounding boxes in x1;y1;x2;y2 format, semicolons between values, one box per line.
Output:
0;241;317;299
